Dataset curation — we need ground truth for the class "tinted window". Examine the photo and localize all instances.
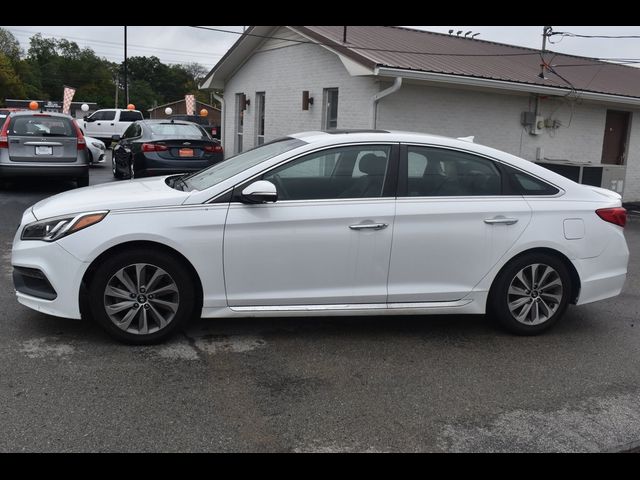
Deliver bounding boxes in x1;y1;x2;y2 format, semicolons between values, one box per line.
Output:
184;137;307;191
263;145;391;201
503;164;560;195
93;110;116;121
119;111;143;122
405;147;501;196
147;123;204;137
122;123;138;139
9;116;75;137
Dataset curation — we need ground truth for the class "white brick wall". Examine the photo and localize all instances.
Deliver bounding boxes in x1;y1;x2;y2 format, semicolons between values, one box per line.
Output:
223;37;378;153
222;37;640;201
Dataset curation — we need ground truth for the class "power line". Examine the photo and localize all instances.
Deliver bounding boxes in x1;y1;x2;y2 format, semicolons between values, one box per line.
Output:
550;31;640;39
188;25;544;58
7;28;224;61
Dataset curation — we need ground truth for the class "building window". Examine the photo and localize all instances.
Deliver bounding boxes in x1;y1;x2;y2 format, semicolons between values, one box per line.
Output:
255;92;266;146
323;88;338;130
235;93;245;154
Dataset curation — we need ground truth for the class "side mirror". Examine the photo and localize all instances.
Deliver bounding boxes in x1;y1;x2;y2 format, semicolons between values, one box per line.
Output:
84;116;94;122
111;134;121;142
241;180;277;204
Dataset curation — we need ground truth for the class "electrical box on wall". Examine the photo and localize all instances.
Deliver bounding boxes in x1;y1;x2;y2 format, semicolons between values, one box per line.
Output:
530;115;544;135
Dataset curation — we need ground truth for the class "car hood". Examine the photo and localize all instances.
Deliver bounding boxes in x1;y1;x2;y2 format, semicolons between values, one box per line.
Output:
31;177;189;220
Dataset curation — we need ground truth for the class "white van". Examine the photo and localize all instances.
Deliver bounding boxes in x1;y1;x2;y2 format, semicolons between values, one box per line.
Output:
82;109;144;146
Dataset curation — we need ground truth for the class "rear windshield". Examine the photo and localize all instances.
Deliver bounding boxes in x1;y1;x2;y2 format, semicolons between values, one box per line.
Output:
148;123;205;138
8;116;75;137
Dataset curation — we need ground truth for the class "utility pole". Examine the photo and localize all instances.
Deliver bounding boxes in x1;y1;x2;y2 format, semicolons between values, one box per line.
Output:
535;26;552;118
124;26;129;106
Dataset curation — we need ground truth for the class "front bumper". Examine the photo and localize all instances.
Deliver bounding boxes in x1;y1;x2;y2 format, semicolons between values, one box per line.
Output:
12;228;87;319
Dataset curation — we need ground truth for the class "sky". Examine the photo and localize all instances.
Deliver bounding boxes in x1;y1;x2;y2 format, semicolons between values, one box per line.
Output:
4;26;640;71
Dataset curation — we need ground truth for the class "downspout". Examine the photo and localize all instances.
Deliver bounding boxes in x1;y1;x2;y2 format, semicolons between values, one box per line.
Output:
213;92;225;155
371;77;402;129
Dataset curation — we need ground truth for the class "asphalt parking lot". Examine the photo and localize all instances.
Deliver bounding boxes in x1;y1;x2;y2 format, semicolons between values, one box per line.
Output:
1;153;639;452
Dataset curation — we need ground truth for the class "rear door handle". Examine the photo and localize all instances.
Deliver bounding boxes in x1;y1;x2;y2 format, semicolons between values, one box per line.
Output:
484;216;518;225
349;223;388;231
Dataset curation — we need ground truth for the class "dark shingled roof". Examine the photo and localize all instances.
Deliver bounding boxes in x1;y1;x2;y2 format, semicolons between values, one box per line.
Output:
292;26;640;99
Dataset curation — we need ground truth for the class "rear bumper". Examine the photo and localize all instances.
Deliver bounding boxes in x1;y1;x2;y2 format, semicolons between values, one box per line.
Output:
0;163;89;177
573;227;629;305
134;153;221;177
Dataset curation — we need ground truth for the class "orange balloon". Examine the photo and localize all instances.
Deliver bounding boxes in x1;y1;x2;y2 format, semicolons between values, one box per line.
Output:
127;104;136;110
29;101;39;111
199;109;208;117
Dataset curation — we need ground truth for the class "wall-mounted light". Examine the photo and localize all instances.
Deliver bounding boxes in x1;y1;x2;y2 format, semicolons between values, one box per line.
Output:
302;90;314;110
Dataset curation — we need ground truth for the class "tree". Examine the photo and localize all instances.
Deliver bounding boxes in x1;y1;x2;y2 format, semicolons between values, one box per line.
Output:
0;28;22;64
0;53;26;99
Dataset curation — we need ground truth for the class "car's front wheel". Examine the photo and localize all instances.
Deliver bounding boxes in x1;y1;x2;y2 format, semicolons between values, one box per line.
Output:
489;253;571;335
88;249;197;344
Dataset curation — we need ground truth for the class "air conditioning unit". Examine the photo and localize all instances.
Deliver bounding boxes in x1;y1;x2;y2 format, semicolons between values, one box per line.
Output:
535;160;626;195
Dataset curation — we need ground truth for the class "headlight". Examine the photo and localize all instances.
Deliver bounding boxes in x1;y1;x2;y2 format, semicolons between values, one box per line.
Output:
91;141;105;150
21;211;108;242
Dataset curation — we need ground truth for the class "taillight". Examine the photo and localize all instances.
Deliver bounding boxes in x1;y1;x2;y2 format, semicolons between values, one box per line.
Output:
203;144;223;153
73;120;86;150
596;207;627;227
0;116;10;148
142;143;168;152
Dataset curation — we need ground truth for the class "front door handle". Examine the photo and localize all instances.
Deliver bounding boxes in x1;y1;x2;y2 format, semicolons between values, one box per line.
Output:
484;216;518;225
349;223;388;231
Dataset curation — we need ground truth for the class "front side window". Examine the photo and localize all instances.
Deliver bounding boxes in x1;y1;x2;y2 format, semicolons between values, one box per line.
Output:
183;137;307;191
122;123;138;139
262;145;391;201
405;146;501;196
93;110;116;121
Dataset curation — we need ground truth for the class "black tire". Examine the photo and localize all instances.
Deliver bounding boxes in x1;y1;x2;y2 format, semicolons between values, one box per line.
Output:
87;150;94;165
76;175;89;188
128;159;135;179
488;252;571;335
87;248;197;344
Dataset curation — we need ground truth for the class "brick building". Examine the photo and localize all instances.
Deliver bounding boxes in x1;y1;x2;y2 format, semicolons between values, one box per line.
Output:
200;26;640;201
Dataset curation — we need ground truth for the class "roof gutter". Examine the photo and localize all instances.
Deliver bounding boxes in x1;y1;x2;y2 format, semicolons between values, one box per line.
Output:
371;77;402;128
376;67;640;107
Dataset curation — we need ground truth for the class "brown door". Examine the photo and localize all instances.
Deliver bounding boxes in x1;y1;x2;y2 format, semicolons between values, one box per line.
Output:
601;110;631;165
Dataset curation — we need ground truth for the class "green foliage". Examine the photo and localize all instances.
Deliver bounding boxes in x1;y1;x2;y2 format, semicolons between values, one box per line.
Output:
0;28;213;115
0;53;26;98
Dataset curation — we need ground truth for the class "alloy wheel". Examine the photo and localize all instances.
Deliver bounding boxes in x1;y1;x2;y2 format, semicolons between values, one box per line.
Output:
103;263;179;335
507;263;563;325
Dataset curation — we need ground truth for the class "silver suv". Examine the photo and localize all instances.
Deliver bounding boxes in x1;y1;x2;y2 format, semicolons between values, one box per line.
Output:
0;111;89;187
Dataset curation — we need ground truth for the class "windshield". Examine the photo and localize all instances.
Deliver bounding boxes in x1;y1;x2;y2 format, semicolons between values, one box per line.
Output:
183;137;307;191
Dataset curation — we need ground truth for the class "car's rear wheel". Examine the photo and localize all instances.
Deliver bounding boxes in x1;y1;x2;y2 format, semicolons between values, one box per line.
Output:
489;253;571;335
128;159;135;179
112;157;122;179
88;249;196;344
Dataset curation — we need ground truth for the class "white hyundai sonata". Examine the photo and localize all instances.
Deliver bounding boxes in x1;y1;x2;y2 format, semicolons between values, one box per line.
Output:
11;131;629;344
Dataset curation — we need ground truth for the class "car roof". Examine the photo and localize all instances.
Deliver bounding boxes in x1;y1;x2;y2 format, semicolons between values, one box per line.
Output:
140;119;201;125
9;110;75;119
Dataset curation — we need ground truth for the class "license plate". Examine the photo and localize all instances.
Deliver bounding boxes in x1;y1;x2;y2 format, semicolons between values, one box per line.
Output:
179;148;194;157
35;146;53;155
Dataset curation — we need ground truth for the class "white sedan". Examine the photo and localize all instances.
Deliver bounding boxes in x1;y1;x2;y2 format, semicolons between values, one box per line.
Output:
11;131;629;344
84;135;106;165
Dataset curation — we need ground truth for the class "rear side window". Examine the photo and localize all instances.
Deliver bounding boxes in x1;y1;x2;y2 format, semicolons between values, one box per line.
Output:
119;111;143;122
405;146;501;196
9;116;75;137
503;164;560;195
